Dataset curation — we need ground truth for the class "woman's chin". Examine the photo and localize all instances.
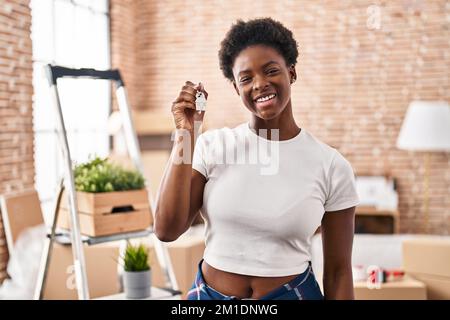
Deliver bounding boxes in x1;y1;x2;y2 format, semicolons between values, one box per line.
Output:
256;109;280;120
247;102;284;120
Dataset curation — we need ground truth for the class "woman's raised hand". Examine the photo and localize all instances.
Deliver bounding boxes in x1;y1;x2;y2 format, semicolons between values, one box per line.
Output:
171;81;208;131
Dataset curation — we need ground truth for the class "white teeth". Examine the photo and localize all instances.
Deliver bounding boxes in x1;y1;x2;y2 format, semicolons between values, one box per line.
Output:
256;94;275;102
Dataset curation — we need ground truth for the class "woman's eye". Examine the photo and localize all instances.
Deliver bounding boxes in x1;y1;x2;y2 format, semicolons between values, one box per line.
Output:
240;77;250;83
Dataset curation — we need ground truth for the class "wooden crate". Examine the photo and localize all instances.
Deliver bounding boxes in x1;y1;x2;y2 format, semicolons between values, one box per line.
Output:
57;189;152;237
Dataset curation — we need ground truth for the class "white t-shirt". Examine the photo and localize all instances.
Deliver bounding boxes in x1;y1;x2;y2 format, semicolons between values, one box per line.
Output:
192;122;360;277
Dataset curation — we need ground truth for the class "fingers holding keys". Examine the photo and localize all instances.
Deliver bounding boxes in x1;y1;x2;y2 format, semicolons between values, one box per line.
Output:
172;81;208;131
195;82;208;100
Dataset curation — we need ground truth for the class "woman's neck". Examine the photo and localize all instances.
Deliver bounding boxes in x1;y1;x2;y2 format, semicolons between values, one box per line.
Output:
249;101;300;141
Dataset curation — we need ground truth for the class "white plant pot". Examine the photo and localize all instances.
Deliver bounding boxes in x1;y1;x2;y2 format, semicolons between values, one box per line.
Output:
123;270;151;299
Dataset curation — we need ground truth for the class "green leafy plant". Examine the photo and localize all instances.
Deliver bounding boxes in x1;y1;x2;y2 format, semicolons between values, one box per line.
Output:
74;157;145;193
120;242;150;272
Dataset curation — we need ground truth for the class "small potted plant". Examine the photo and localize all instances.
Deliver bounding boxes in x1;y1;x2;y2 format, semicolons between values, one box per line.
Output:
121;241;151;299
57;157;152;236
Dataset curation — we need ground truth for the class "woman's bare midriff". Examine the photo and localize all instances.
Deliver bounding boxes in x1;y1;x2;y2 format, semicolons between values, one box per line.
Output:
201;260;299;299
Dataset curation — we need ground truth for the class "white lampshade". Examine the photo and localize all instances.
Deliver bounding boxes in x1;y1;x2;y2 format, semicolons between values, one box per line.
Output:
397;101;450;151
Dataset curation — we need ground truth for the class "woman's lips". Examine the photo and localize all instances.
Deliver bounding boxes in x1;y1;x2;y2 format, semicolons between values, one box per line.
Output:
255;94;277;109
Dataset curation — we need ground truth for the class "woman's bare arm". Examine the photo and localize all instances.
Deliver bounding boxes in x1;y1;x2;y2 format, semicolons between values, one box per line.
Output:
153;81;207;242
321;206;356;299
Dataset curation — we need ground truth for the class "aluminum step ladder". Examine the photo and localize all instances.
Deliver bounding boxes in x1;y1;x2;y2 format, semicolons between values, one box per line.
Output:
33;65;180;300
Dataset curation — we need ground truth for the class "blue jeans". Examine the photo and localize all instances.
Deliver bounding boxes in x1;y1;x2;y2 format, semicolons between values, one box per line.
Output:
186;260;324;300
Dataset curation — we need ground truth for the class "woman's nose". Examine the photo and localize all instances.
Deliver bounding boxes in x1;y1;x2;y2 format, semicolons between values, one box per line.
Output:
252;75;269;91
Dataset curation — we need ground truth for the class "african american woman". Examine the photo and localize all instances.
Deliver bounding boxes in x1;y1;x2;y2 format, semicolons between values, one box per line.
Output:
154;18;360;300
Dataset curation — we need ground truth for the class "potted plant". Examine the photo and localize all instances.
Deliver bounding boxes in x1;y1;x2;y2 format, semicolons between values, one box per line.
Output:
121;241;151;299
73;156;145;193
57;157;152;236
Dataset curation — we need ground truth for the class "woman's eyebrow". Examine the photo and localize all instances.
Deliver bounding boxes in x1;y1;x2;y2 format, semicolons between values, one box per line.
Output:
261;60;280;68
238;61;280;76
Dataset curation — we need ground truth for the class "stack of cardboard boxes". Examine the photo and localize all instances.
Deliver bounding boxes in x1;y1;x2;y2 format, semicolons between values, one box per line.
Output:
353;276;426;300
354;236;450;300
403;237;450;300
43;242;122;299
42;235;450;300
144;232;205;299
44;229;205;299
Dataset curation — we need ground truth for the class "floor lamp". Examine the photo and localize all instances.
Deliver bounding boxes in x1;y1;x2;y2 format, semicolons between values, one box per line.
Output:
396;101;450;233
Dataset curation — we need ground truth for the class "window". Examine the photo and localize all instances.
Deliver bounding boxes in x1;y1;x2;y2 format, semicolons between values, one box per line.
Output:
31;0;110;221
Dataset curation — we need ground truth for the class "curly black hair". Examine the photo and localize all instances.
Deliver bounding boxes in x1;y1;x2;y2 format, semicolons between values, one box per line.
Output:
218;17;299;82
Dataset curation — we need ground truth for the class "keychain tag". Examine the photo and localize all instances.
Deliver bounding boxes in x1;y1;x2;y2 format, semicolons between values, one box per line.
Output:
195;91;207;114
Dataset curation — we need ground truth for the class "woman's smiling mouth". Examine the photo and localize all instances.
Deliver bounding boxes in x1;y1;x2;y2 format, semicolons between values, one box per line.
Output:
254;93;277;109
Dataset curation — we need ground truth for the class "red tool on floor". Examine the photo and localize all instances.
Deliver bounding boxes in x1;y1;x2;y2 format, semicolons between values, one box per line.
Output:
368;266;405;284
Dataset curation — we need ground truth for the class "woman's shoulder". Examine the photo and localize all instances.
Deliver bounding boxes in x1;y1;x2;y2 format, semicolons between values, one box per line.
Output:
304;130;356;174
300;131;355;180
300;129;338;158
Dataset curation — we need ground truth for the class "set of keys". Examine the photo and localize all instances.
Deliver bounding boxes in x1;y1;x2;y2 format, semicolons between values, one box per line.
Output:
195;86;207;114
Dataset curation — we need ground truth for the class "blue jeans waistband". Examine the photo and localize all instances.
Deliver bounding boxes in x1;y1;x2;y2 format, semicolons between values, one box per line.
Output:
186;259;323;300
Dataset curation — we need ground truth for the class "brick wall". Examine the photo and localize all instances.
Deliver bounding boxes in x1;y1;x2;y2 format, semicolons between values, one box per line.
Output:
110;0;138;111
111;1;449;234
0;0;34;282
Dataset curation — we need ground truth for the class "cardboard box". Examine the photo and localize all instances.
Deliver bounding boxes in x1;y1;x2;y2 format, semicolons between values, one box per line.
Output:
139;151;205;225
44;233;205;300
133;111;174;135
354;276;427;300
402;237;450;278
140;233;205;299
132;110;209;135
403;237;450;299
405;273;450;300
141;151;170;199
43;242;121;299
